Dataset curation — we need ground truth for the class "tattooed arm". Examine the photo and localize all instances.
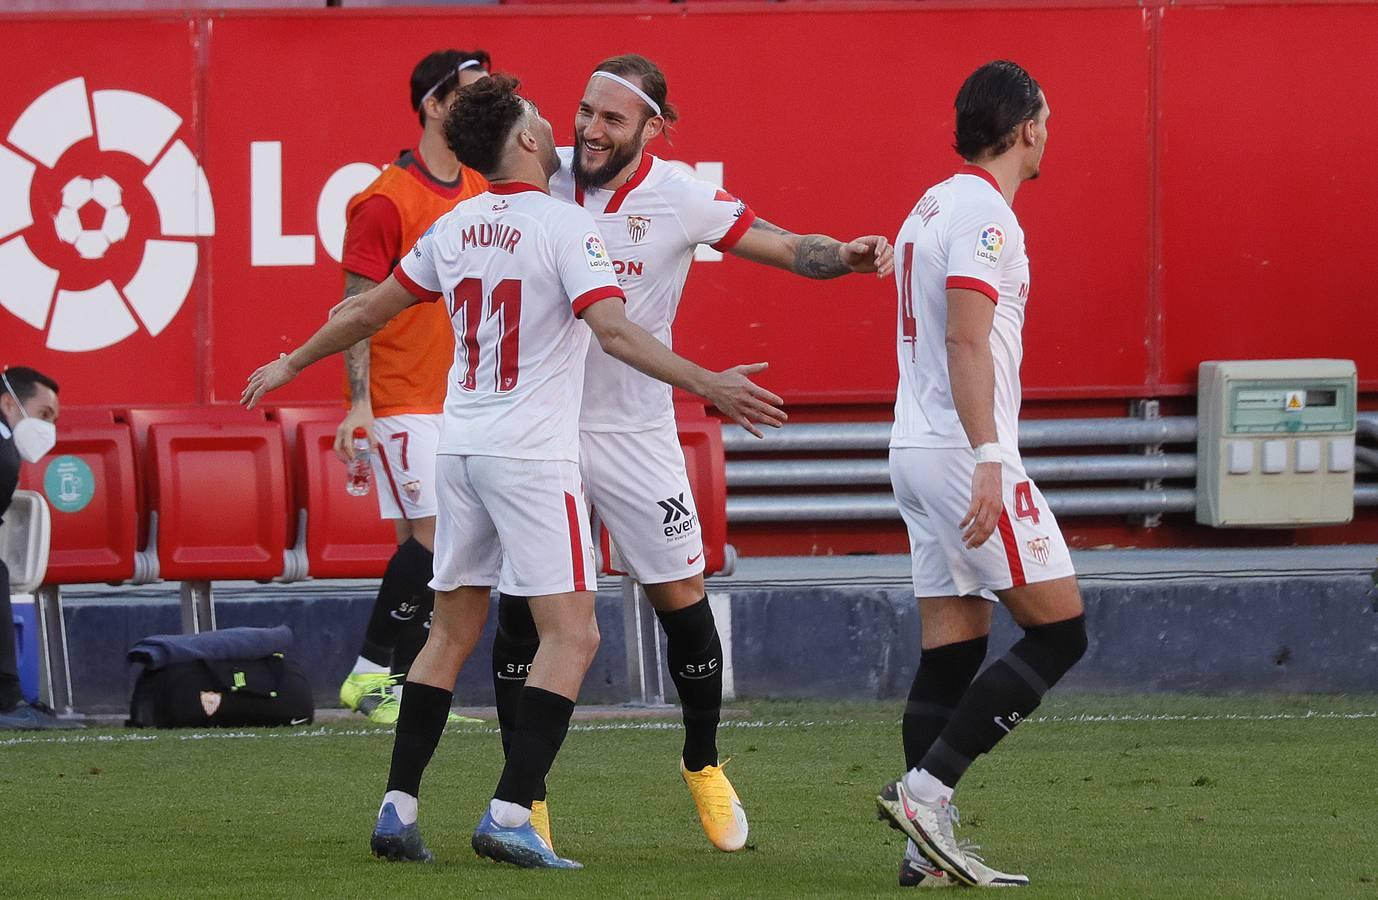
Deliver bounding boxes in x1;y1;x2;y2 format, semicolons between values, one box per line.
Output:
335;271;380;462
728;218;895;279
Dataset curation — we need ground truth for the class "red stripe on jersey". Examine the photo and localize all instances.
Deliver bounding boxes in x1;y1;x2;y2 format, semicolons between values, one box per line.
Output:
571;285;626;317
711;207;757;252
997;506;1026;588
603;152;654;214
565;491;588;591
392;264;442;302
957;164;1002;195
946;275;999;304
375;444;409;521
488;181;545;195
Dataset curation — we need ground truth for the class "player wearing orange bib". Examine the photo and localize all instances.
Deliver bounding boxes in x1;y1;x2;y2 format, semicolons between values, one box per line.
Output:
335;50;490;725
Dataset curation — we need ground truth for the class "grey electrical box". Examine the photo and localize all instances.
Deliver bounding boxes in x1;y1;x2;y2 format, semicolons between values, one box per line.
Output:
1197;359;1356;528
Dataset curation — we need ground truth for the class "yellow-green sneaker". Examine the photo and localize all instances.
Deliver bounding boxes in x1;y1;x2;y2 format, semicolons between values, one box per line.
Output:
339;672;395;712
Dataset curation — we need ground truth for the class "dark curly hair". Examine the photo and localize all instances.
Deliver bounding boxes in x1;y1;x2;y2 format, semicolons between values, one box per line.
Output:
953;60;1043;161
444;73;527;177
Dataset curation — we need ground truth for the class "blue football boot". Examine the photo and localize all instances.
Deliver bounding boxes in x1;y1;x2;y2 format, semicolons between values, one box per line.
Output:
471;809;582;869
370;802;434;863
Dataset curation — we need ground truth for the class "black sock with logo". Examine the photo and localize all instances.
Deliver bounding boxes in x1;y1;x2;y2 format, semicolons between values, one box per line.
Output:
390;589;435;677
920;615;1087;787
360;538;433;666
492;594;540;758
656;597;722;771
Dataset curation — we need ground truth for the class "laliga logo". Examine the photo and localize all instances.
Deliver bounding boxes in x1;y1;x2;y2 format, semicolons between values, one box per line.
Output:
0;77;213;352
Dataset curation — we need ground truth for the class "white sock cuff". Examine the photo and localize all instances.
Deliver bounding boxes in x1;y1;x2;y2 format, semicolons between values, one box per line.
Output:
489;798;532;828
381;790;418;825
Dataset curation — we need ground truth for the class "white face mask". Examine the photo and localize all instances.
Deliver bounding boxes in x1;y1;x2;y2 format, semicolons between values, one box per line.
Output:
3;374;57;463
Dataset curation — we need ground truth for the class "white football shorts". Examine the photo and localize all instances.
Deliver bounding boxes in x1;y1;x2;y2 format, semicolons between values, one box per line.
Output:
580;424;705;584
369;413;440;520
889;446;1075;600
430;455;596;597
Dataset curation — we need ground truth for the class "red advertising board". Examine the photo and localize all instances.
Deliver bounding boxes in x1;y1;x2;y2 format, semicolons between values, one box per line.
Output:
0;2;1372;412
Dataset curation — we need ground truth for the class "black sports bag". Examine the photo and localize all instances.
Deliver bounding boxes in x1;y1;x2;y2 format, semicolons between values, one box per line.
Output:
128;653;314;728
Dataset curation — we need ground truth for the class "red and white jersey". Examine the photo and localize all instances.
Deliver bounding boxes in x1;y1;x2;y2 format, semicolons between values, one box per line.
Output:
890;165;1030;452
394;182;625;462
550;148;756;432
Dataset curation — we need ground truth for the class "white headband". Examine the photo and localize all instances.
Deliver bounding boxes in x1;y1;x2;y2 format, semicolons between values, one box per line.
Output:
591;70;662;117
418;58;486;110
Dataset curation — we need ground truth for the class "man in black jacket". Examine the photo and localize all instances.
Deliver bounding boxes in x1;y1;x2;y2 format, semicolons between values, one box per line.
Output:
0;366;77;731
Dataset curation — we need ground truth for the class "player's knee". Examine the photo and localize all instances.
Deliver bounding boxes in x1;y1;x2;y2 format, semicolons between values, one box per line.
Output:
1018;613;1087;684
496;593;539;644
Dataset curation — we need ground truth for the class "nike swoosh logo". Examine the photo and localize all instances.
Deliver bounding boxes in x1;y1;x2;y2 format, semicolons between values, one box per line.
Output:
993;716;1012;734
290;717;310;725
679;671;718;680
390;612;416;622
687;552;703;565
495;673;528;681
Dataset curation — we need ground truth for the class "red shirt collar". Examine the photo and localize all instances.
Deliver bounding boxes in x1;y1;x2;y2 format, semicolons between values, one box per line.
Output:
488;181;547;195
957;164;1002;195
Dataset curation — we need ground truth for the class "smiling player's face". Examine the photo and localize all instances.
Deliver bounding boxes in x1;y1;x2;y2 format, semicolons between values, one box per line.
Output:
573;76;650;189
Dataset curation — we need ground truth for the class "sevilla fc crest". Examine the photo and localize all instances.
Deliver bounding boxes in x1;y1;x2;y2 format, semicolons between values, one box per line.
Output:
1027;537;1051;566
626;215;650;243
200;691;223;717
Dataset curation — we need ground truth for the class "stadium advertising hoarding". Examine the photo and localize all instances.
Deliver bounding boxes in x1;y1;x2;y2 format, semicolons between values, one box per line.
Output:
0;3;1374;410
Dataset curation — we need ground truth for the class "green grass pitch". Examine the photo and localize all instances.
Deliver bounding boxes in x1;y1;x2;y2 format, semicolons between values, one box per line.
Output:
3;695;1377;898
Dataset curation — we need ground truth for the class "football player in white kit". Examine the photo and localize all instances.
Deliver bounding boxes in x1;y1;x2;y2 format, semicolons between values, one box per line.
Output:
242;74;785;870
874;61;1087;888
488;53;896;854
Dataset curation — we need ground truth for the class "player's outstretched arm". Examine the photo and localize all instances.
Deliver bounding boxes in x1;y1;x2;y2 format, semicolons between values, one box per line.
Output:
581;297;786;438
333;272;381;462
946;288;1002;549
241;276;419;410
729;218;895;279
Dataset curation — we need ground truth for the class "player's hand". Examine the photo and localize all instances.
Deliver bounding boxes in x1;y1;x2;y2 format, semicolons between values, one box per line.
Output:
702;363;787;439
960;461;1003;549
241;354;300;410
334;405;377;463
840;235;895;278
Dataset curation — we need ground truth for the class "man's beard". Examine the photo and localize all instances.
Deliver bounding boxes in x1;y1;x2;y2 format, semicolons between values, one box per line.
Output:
573;134;640;191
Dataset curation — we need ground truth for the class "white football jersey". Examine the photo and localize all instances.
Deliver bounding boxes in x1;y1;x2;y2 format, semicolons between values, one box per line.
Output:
890;165;1030;452
551;148;756;432
395;182;625;462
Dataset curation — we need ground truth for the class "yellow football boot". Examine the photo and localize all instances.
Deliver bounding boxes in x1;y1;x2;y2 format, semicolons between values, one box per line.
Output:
681;760;749;851
339;672;394;712
530;799;554;851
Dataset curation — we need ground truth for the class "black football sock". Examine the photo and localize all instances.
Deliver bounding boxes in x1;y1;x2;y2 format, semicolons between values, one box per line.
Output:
360;538;434;666
492;594;540;758
493;687;575;810
0;569;21;711
902;635;989;771
385;681;453;797
920;615;1087;787
656;597;723;771
390;588;435;677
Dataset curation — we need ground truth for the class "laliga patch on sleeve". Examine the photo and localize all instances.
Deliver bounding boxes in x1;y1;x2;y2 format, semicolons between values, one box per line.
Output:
584;232;613;272
974;223;1006;268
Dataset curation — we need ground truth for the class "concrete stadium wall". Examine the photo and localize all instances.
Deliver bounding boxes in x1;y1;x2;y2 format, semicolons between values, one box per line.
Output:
54;573;1378;716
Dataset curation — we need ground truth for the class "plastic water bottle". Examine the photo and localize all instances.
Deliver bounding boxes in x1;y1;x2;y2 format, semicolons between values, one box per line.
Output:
346;427;372;496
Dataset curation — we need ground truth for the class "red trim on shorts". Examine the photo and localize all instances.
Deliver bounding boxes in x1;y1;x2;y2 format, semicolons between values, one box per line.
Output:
392;265;442;302
375;445;409;521
946;275;999;303
564;491;587;591
597;520;626;577
997;506;1026;588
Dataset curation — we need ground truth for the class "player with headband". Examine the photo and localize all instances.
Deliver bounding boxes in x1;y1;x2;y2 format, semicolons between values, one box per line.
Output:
488;53;895;855
333;48;491;726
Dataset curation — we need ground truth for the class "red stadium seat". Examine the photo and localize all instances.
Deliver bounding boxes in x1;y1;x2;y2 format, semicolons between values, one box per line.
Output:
146;422;288;582
676;402;731;576
294;419;396;579
18;422;138;585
